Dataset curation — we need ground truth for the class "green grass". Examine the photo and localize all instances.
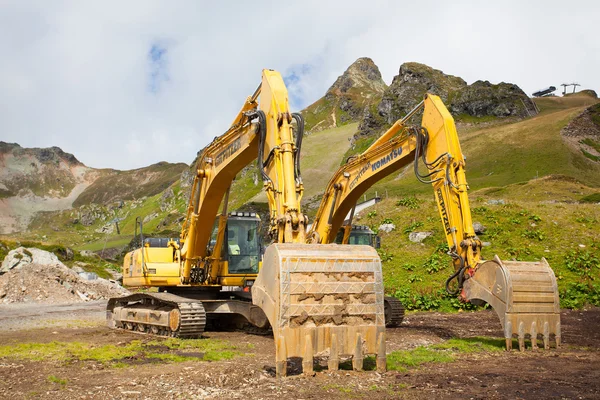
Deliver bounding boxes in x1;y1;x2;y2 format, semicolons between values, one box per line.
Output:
386;336;505;371
0;338;249;366
387;346;454;371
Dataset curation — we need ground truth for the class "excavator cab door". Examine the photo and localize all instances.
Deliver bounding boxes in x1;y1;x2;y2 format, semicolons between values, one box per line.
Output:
226;215;261;275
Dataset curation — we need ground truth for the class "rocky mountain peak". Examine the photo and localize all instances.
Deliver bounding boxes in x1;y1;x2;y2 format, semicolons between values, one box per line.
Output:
302;57;387;132
326;57;386;98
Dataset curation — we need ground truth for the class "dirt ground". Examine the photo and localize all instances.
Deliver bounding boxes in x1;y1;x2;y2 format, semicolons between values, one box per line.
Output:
0;304;598;399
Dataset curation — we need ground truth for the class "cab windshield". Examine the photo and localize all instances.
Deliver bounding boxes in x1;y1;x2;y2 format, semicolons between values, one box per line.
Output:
334;229;373;246
226;219;260;274
348;232;373;246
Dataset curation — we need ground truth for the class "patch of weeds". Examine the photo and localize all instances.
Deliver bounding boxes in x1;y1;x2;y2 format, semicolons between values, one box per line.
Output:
396;197;420;209
403;221;424;233
367;210;378;218
323;383;353;393
560;282;600;308
377;249;394;262
424;253;445;274
529;214;542;222
565;250;599;280
506;246;532;259
408;274;423;283
522;229;544;241
382;218;394;225
402;263;416;271
47;375;67;386
510;218;521;225
575;216;598;224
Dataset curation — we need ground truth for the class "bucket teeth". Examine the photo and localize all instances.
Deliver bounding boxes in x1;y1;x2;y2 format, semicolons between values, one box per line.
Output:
531;322;538;350
463;257;561;353
518;322;526;352
376;332;387;373
276;335;287;378
302;334;314;376
352;333;364;372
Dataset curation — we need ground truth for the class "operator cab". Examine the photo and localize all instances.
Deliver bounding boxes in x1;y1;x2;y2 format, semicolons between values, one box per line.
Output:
335;225;381;248
208;211;262;275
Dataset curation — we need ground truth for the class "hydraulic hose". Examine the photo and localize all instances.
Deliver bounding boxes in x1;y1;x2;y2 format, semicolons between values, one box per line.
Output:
249;110;270;184
291;113;305;182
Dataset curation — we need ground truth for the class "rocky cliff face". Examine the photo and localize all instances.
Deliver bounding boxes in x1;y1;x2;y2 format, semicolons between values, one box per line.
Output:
301;57;386;132
358;62;536;136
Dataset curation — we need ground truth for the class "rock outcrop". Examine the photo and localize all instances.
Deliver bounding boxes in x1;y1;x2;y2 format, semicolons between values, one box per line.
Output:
450;80;535;118
377;62;467;125
358;62;536;136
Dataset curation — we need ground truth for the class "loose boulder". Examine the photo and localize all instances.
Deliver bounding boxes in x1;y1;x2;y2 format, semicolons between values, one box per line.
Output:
409;231;433;243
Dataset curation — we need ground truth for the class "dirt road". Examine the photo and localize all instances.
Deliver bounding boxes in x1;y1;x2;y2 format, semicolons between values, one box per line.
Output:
0;303;598;399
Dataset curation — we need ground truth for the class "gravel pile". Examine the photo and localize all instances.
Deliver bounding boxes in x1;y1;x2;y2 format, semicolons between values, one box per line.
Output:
0;247;128;304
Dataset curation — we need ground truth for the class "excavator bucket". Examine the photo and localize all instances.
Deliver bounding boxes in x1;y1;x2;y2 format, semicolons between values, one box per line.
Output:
463;256;561;351
252;243;386;377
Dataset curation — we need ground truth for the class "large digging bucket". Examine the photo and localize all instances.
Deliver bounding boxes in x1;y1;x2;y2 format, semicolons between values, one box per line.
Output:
463;256;561;351
252;243;386;377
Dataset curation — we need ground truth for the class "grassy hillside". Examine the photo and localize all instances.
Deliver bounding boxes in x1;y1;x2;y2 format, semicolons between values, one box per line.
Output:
360;176;599;311
74;162;187;206
361;95;600;200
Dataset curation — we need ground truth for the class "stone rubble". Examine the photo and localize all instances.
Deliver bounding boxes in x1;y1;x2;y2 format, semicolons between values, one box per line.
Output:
0;247;128;304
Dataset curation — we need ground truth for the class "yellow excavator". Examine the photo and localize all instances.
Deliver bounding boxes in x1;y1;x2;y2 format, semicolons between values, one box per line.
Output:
107;69;387;377
307;94;561;352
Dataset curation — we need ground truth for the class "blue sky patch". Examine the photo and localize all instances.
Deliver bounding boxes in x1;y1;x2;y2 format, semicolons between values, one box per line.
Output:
148;43;169;93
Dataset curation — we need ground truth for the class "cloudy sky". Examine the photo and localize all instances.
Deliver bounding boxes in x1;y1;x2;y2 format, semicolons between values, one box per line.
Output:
1;1;598;170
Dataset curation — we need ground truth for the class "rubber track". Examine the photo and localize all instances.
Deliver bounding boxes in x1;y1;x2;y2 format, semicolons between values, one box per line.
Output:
384;296;405;327
107;292;206;338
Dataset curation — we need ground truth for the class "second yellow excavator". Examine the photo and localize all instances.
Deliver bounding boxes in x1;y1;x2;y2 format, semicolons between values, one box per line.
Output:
308;94;561;352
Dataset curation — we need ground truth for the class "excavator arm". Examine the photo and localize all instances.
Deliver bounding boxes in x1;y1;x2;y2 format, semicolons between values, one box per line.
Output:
180;70;308;284
309;94;561;351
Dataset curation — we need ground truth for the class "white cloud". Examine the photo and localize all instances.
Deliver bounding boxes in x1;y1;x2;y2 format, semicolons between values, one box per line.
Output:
1;0;598;169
